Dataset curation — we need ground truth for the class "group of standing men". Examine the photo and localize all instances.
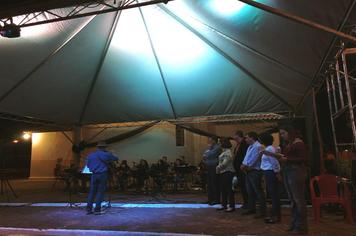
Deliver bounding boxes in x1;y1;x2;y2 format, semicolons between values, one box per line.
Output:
203;126;308;234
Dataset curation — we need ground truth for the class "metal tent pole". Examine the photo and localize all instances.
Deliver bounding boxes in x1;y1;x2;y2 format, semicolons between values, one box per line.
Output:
312;88;325;173
326;77;340;175
237;0;356;43
341;52;356;149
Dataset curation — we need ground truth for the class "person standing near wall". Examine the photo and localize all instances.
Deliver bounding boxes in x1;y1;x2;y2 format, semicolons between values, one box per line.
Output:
86;141;118;215
279;125;308;234
259;132;281;224
241;132;266;218
232;130;249;209
203;136;222;205
216;137;236;212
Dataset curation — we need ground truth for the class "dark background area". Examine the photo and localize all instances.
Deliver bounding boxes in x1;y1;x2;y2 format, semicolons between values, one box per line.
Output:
0;119;33;178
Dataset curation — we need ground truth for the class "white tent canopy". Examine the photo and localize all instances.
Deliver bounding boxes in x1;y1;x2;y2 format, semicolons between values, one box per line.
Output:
0;0;354;125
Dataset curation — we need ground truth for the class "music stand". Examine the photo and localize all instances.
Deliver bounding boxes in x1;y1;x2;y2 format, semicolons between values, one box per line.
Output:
0;169;18;201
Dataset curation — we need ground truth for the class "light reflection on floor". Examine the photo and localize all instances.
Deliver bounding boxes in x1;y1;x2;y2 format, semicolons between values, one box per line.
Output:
0;202;242;208
0;227;211;236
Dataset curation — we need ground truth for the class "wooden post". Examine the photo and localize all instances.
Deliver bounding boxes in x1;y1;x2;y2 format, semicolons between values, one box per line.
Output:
72;125;82;169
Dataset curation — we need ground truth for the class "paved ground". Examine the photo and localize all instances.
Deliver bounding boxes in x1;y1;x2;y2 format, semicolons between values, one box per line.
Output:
0;205;355;236
0;179;355;236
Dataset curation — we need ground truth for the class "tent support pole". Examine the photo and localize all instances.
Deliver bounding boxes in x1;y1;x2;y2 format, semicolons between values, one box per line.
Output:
72;125;82;169
238;0;356;43
312;87;325;173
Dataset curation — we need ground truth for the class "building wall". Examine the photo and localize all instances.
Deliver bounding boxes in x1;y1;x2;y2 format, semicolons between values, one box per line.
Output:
30;122;210;177
30;132;73;178
81;122;210;166
30;122;280;178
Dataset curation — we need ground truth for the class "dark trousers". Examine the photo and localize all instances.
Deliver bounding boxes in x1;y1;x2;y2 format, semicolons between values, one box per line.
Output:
237;171;248;206
245;170;266;214
87;172;108;211
207;165;220;203
263;170;281;218
283;166;308;231
221;171;235;208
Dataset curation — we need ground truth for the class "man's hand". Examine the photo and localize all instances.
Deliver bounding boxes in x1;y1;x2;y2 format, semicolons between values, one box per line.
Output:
216;165;220;174
240;164;249;172
279;155;288;162
276;172;283;182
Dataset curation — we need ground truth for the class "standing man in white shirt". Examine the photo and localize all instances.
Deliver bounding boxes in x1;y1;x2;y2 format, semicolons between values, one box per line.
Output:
259;132;281;224
240;132;266;218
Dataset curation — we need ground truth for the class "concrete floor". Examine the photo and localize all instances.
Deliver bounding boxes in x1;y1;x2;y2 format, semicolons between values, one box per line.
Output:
0;179;355;236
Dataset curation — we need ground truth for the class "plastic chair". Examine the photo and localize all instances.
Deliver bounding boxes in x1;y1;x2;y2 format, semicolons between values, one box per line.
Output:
310;174;353;224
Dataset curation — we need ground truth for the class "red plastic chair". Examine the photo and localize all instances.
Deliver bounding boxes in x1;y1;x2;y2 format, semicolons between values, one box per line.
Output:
310;174;353;224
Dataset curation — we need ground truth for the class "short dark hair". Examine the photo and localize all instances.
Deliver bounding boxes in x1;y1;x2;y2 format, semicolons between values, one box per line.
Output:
210;136;218;143
220;137;232;148
235;130;244;138
246;131;258;141
259;132;274;146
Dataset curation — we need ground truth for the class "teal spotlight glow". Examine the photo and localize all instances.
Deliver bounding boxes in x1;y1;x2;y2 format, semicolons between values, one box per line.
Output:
211;0;246;15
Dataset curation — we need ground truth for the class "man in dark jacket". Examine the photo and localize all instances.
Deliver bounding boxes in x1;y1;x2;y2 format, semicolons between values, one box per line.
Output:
233;130;249;209
86;141;118;215
203;136;222;205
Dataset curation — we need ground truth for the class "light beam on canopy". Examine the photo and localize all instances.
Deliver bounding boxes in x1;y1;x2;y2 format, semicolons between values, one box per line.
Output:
210;0;246;16
140;6;207;71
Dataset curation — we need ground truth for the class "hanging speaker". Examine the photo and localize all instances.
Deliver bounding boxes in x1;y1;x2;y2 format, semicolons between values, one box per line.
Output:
176;126;185;146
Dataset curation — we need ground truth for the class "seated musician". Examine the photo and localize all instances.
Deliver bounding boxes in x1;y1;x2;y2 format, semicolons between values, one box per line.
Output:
53;158;71;190
118;160;131;191
135;159;149;192
173;158;185;191
160;156;171;173
151;159;168;193
179;155;188;166
197;160;207;192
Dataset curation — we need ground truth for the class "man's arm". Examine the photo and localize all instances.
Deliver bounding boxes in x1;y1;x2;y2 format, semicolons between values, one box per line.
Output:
204;145;221;160
104;152;119;162
261;150;283;159
242;145;260;167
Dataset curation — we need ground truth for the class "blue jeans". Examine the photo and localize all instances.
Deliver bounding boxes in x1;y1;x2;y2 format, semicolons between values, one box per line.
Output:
87;172;108;211
263;170;281;218
245;170;266;214
283;165;308;231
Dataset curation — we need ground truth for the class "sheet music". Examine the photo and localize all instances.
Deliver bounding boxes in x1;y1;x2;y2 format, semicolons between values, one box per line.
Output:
81;165;92;174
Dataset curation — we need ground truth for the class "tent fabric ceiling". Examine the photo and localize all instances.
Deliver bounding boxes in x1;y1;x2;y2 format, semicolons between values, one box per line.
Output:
0;0;354;125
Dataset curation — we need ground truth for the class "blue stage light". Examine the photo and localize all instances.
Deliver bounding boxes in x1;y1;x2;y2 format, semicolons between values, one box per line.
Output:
211;0;246;16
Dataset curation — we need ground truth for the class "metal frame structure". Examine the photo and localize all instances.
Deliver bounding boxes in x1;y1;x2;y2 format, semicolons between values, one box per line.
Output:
0;0;173;28
326;45;356;155
0;111;71;131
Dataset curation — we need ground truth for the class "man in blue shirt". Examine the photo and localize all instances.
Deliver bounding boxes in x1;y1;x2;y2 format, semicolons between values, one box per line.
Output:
241;132;266;217
203;136;222;205
86;141;118;215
